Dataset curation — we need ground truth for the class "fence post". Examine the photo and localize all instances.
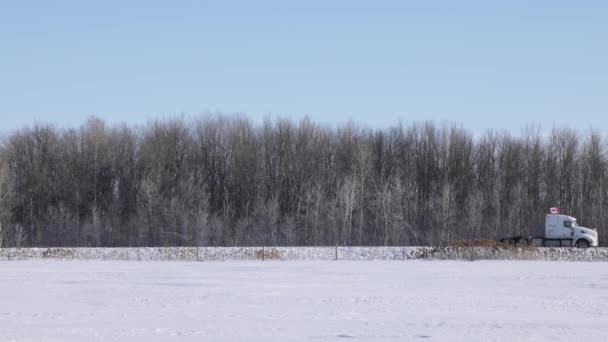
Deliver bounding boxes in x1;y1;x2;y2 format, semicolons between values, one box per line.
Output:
262;246;265;261
196;246;200;262
335;245;338;261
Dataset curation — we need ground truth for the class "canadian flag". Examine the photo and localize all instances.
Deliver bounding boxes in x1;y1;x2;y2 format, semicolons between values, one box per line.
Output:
548;207;560;214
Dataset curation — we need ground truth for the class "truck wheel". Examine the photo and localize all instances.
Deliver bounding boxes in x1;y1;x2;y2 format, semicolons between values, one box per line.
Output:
575;239;590;249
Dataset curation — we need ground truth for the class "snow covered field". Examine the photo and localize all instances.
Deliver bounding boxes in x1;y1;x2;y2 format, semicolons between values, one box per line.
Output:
0;260;606;342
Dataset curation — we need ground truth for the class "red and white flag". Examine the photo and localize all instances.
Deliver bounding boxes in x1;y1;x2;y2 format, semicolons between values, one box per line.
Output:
548;207;560;214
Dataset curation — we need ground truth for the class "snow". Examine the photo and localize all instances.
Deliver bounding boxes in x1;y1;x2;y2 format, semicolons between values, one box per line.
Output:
0;260;607;341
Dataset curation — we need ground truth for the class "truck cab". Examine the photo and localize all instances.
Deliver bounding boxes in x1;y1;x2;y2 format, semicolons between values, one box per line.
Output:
537;214;599;248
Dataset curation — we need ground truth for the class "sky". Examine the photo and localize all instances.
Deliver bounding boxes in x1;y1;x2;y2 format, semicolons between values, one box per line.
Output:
1;0;607;134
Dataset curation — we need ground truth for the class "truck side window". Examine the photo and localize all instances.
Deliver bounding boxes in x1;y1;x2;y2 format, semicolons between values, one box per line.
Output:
564;221;572;228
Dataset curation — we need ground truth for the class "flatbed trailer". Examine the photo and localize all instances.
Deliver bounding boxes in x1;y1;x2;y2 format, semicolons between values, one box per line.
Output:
499;236;578;247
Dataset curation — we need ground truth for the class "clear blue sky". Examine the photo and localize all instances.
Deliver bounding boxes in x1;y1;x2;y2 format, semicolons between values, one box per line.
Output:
1;0;607;133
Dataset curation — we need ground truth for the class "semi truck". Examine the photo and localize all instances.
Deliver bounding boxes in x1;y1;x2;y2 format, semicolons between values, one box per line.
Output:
500;209;599;248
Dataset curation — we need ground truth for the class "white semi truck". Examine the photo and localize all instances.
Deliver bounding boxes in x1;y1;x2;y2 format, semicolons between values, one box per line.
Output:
500;211;599;248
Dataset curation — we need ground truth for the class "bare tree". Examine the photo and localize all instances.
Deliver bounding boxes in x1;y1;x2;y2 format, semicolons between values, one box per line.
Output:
14;224;27;248
0;157;8;247
338;175;358;245
0;115;606;247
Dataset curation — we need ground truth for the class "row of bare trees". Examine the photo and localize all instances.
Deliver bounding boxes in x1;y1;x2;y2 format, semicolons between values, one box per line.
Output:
0;116;606;247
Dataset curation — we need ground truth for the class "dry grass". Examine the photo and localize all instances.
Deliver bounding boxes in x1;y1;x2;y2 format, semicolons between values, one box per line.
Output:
447;239;503;247
446;239;538;251
255;248;285;260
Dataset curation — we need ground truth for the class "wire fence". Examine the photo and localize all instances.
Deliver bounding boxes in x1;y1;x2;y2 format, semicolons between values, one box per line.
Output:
1;246;608;262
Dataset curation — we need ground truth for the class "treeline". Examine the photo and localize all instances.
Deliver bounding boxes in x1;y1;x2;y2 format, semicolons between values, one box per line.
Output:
0;116;606;247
